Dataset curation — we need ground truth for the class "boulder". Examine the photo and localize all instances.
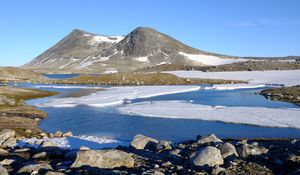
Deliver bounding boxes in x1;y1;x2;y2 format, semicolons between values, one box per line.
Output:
0;165;8;175
39;140;57;148
190;146;224;167
1;137;16;148
218;142;238;159
0;159;15;166
0;129;15;146
156;140;172;151
71;149;134;169
237;143;268;158
17;163;53;174
54;131;63;138
130;134;158;150
0;148;9;156
197;134;223;145
45;171;65;175
62;131;73;137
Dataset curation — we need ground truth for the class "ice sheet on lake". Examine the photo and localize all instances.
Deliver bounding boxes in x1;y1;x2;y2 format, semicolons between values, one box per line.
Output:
19;135;124;149
35;86;201;108
118;101;300;129
166;70;300;87
204;84;271;90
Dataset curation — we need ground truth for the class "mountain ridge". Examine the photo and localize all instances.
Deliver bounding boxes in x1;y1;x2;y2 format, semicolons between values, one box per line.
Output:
22;27;245;74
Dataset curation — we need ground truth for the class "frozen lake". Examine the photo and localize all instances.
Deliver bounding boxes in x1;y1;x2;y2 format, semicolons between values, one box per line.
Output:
21;81;300;145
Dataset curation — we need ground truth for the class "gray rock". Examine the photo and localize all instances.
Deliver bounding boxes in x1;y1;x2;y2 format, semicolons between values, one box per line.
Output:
0;159;15;166
197;134;223;145
17;163;53;173
130;134;158;150
39;140;57;148
71;149;134;169
237;143;268;158
54;131;63;138
62;131;73;137
156;140;172;151
190;146;224;167
1;137;16;148
218;142;238;159
212;166;226;175
0;129;15;146
44;171;65;175
0;148;9;156
0;165;8;175
32;152;47;159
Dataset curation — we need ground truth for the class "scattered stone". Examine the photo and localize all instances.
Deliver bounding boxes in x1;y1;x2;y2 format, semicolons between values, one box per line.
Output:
0;148;9;156
237;143;268;158
71;149;135;169
156;140;172;151
191;146;224;167
212;166;226;175
62;131;73;137
39;140;57;148
130;134;158;150
0;165;8;175
197;134;223;145
54;131;63;138
25;129;32;134
32;151;47;159
79;146;90;151
14;148;31;153
0;129;15;146
218;142;238;159
1;137;16;148
0;159;15;166
17;163;53;174
44;171;65;175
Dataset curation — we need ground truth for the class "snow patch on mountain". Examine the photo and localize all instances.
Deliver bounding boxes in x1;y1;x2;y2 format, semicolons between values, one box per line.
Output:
179;52;247;66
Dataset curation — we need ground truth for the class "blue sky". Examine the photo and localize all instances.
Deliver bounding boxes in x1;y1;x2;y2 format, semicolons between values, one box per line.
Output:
0;0;300;66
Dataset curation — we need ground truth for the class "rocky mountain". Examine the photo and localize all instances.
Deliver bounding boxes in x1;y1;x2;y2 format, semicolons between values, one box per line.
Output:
23;27;244;74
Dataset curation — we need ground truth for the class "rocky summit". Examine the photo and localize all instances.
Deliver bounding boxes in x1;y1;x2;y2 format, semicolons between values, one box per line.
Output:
22;27;238;74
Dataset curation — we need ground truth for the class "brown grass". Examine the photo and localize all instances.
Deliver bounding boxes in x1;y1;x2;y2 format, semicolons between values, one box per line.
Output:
56;72;244;86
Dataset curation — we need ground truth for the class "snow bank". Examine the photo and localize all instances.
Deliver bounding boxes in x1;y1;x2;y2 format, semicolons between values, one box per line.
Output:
179;52;247;66
118;101;300;129
204;84;268;90
166;70;300;87
19;135;123;149
86;35;124;45
134;56;149;62
35;86;201;108
104;68;118;74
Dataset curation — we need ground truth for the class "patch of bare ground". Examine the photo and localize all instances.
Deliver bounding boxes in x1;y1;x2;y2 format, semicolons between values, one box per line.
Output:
260;85;300;106
0;86;58;137
56;72;244;85
136;60;300;72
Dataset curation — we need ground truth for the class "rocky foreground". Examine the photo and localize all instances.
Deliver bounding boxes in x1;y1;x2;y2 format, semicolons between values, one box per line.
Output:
0;130;299;175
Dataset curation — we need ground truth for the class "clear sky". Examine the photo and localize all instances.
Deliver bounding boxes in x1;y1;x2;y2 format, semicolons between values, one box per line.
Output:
0;0;300;66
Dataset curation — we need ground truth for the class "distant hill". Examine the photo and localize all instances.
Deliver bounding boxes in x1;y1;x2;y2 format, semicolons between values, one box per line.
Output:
22;27;245;74
0;67;50;83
